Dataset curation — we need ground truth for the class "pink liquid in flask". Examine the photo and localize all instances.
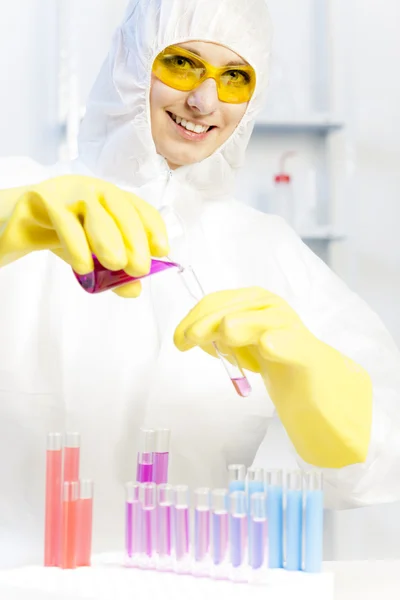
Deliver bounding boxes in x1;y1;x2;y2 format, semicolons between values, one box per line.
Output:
74;256;179;294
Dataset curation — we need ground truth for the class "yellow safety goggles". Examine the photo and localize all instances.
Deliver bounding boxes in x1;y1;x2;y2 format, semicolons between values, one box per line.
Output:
152;45;256;104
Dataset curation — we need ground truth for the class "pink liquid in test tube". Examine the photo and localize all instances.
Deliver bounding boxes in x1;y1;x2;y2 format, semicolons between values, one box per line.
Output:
125;482;141;559
76;480;94;567
153;429;170;484
232;377;252;398
74;257;179;294
44;433;63;567
63;432;80;483
136;428;155;483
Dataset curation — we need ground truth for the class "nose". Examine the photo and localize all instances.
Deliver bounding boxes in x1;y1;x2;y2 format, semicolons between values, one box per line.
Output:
187;78;219;115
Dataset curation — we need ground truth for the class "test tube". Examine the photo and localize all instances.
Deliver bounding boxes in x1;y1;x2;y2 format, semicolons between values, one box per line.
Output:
211;489;229;566
228;464;246;494
157;484;173;570
304;472;324;573
247;467;265;509
210;489;229;580
229;491;248;581
285;471;303;571
136;428;155;483
125;482;141;563
63;432;80;483
266;469;283;568
140;482;157;567
44;433;63;567
153;429;170;484
172;485;190;573
61;481;79;569
193;488;211;575
249;493;267;570
76;480;94;567
178;266;252;398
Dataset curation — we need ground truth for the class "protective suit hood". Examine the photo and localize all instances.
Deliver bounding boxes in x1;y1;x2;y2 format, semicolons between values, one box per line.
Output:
78;0;272;195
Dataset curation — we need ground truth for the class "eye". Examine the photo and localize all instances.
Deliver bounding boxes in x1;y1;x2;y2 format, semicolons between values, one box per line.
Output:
224;70;251;85
163;54;196;70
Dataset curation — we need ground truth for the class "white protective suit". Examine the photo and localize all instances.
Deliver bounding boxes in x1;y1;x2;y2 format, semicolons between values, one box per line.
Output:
1;0;400;568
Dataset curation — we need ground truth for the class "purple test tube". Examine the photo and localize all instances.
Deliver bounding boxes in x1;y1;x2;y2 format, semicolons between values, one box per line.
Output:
136;428;155;483
140;483;157;567
210;489;229;580
229;491;248;581
172;485;190;573
193;488;211;576
249;492;267;570
153;429;170;484
125;482;141;563
157;484;173;562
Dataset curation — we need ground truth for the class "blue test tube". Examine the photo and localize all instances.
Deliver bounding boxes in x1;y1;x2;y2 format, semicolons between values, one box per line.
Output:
249;493;267;570
229;491;248;570
285;471;303;571
266;469;283;568
228;464;246;493
304;472;324;573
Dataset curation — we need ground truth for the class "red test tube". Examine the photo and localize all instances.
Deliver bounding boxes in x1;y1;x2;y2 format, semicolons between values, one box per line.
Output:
77;480;94;567
63;432;80;483
44;433;63;566
61;481;79;569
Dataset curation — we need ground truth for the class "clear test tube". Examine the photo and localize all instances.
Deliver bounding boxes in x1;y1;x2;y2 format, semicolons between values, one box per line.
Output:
228;464;246;494
44;433;63;567
266;469;283;568
172;485;190;573
285;471;303;571
125;482;141;565
177;265;252;398
61;481;79;569
229;491;248;582
211;489;229;567
139;482;157;567
157;484;173;571
153;429;170;485
249;493;267;570
304;472;324;573
136;428;155;483
193;488;211;576
76;480;94;567
63;432;80;483
247;467;265;510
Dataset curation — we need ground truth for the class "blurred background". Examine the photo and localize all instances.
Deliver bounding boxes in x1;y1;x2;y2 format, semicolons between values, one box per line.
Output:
1;0;400;561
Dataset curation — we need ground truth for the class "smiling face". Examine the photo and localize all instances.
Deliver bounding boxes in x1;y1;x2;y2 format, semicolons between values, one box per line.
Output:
150;41;251;170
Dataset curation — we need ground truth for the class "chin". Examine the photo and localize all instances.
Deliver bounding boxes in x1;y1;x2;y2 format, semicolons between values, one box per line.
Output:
165;144;210;168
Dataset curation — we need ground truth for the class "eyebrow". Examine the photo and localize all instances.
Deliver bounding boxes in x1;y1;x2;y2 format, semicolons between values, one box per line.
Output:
181;46;248;67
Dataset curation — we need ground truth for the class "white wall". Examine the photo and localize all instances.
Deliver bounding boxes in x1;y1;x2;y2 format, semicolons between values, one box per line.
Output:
330;0;400;345
0;0;59;163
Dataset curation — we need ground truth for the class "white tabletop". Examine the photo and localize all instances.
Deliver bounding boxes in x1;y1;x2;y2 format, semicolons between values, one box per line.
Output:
0;557;399;600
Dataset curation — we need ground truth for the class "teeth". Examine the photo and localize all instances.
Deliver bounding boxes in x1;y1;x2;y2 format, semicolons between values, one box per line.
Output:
171;113;209;134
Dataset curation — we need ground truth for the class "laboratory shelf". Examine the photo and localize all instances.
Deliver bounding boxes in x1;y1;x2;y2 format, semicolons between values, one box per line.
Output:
254;116;344;135
299;227;346;242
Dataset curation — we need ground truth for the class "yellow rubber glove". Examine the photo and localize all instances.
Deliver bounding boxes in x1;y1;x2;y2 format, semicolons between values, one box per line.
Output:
174;287;373;469
0;175;169;298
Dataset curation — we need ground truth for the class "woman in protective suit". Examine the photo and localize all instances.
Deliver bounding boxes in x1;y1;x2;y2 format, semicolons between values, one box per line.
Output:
0;0;399;566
